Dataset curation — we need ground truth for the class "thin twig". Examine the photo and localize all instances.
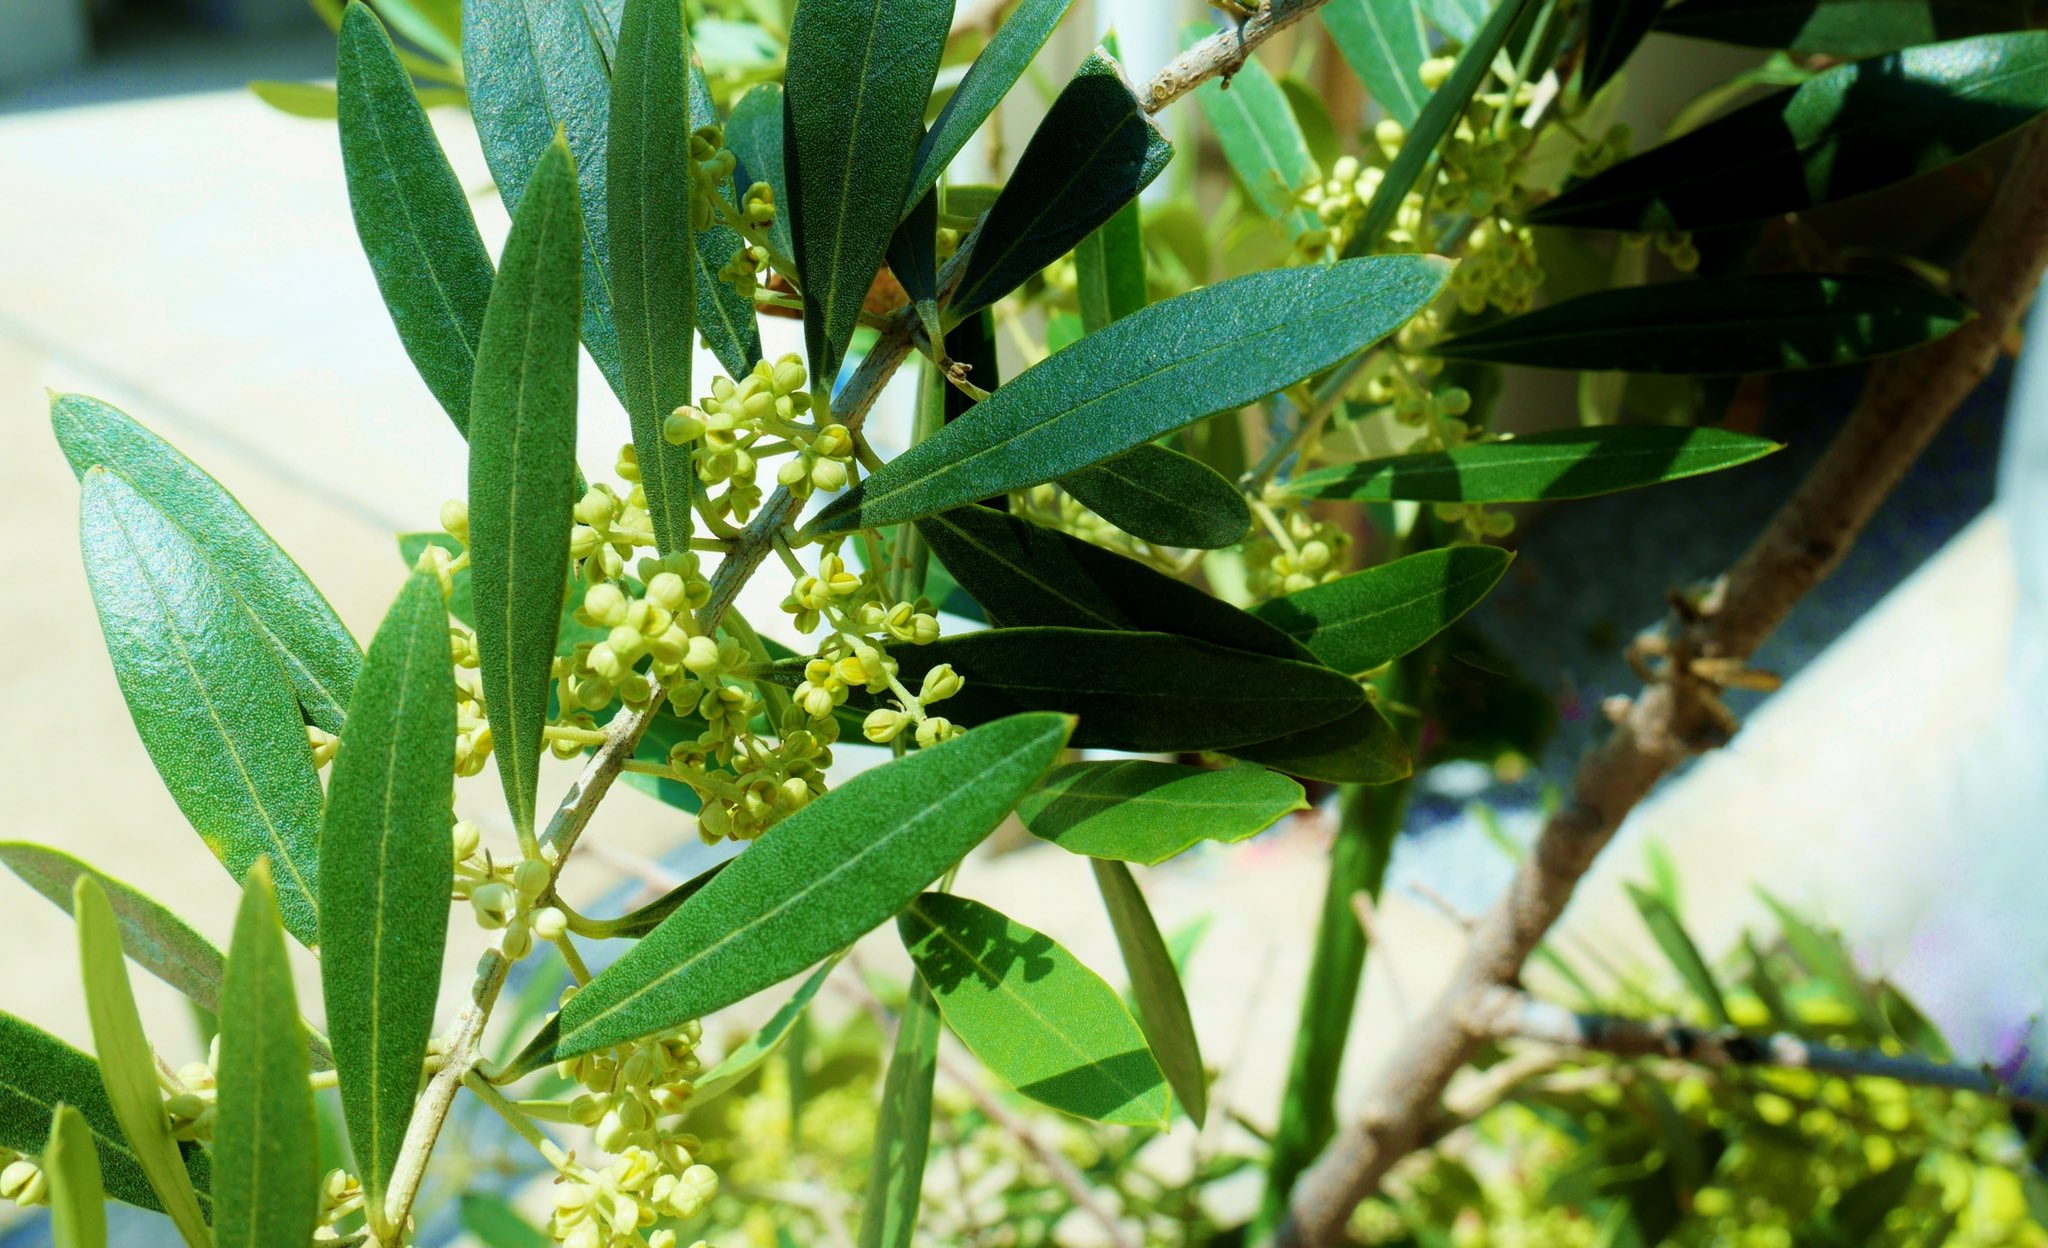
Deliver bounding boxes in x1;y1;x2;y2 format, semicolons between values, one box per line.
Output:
1142;0;1338;115
1276;118;2048;1247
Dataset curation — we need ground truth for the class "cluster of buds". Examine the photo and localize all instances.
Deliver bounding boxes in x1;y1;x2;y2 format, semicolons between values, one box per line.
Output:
1451;217;1543;315
687;125;737;233
665;355;846;524
714;182;779;299
454;822;567;960
0;1151;43;1209
318;1168;366;1231
862;662;966;749
1437;122;1537;220
1569;119;1633;179
570;478;654;587
163;1041;221;1144
1434;499;1517;540
559;1011;704;1153
548;1149;717;1248
673;707;834;842
1247;494;1353;600
558;563;710;721
1651;228;1701;273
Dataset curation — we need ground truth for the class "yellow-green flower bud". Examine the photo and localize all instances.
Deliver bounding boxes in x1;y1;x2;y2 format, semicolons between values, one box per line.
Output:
439;498;470;542
1;1159;46;1207
500;920;534;961
471;882;515;930
918;664;963;704
665;406;707;445
532;906;568;941
513;858;551;902
863;708;907;744
682;634;722;677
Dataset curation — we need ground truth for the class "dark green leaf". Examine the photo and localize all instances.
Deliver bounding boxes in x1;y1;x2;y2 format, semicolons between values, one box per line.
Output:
1059;443;1252;549
589;858;729;937
460;1193;554;1248
78;468;323;946
690;68;766;380
1430;275;1972;374
1322;0;1429;126
1656;0;2028;61
904;0;1075;214
1092;860;1206;1125
1281;78;1344;172
1186;26;1318;235
784;0;951;382
916;505;1296;657
1225;704;1412;784
469;135;583;845
1583;0;1665;95
0;1012;211;1216
516;714;1073;1066
1346;0;1539;255
806;628;1367;753
215;862;320;1248
1286;426;1781;503
947;50;1172;323
45;1104;106;1248
813;256;1451;532
692;958;840;1104
1073;199;1146;334
53;393;360;735
726;82;794;260
320;575;454;1206
1626;883;1732;1026
1250;546;1512;675
889;183;943;345
609;0;697;556
338;3;496;434
464;0;624;396
1529;33;2048;230
1797;1161;1916;1246
76;878;212;1244
900;893;1169;1127
1020;761;1307;865
857;973;940;1248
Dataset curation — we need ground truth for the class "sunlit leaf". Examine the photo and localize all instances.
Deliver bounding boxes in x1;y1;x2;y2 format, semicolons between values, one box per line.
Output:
1287;426;1781;503
1020;761;1307;865
1250;546;1512;675
904;0;1075;214
1093;860;1207;1125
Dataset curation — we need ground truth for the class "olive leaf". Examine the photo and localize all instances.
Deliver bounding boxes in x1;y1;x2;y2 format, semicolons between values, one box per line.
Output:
0;1011;212;1216
1322;0;1429;126
463;0;625;397
76;877;212;1245
1186;23;1319;236
946;50;1172;324
1428;275;1972;373
1528;32;2048;230
54;393;360;736
783;0;951;384
78;468;323;946
320;574;455;1208
1020;761;1308;865
1227;704;1413;785
468;133;583;847
338;2;495;435
610;0;697;556
1093;859;1207;1125
812;256;1451;533
1583;0;1667;95
509;713;1073;1068
1626;883;1734;1028
1656;0;2028;59
215;861;321;1248
903;0;1075;215
1073;199;1146;334
689;66;766;379
1250;546;1513;676
900;893;1171;1128
725;82;794;260
1286;426;1782;503
44;1104;107;1248
1058;443;1252;549
857;974;941;1248
888;183;943;346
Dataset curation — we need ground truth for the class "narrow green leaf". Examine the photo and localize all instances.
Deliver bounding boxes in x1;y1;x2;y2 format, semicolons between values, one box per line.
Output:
1626;883;1732;1027
1073;199;1146;335
1583;0;1665;94
726;82;795;261
784;0;951;383
691;958;840;1105
1281;77;1345;172
215;861;321;1248
78;468;323;945
1656;0;2028;59
1431;275;1972;374
76;877;212;1245
1185;26;1318;234
788;628;1367;753
0;1013;210;1216
1020;761;1307;865
516;713;1074;1066
690;68;766;379
1346;0;1539;256
461;1193;554;1248
946;50;1172;324
901;893;1169;1127
339;3;496;434
857;973;940;1248
45;1105;107;1248
1530;33;2048;230
903;0;1075;214
1092;860;1206;1125
888;184;944;346
1286;426;1782;503
469;135;583;845
54;393;360;735
1322;0;1429;126
1757;889;1888;1032
813;256;1451;532
252;80;341;118
917;505;1298;658
1059;442;1252;549
1226;705;1413;785
464;0;625;396
319;574;454;1206
1250;546;1512;676
610;0;697;556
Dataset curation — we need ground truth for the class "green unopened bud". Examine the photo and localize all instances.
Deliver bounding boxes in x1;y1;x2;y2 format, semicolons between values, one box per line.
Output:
665;406;707;444
500;920;534;962
810;457;848;492
471;882;515;929
440;498;470;542
513;858;551;902
682;634;723;677
863;708;907;744
532;906;568;941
